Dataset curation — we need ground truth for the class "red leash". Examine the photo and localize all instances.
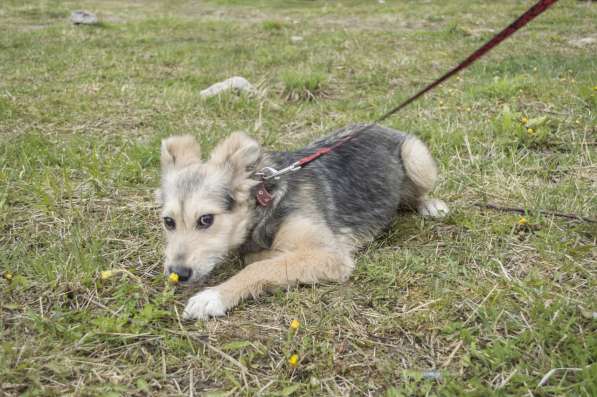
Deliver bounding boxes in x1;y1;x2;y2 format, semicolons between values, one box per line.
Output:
255;0;559;205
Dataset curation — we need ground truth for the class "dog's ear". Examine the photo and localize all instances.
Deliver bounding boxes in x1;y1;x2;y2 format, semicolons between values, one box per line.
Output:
161;135;201;172
209;132;261;183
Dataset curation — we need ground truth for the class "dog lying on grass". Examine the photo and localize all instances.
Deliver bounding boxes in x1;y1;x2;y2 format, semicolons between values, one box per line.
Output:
157;125;448;319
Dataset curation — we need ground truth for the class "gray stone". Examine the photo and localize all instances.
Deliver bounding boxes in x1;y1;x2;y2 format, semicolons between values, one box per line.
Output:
199;76;255;98
71;11;98;25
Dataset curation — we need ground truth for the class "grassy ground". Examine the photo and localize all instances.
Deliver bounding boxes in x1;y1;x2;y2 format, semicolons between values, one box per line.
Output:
1;0;595;395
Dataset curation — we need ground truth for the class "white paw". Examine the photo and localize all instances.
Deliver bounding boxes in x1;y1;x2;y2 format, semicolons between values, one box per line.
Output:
183;289;227;320
417;198;449;218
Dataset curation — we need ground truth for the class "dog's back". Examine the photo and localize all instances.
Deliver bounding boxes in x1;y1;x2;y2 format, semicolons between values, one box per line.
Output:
245;125;439;251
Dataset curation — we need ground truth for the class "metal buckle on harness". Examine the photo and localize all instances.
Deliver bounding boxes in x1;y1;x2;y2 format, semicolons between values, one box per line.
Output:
255;162;301;180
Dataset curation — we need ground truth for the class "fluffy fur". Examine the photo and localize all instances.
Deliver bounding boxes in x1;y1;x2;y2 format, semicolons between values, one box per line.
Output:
157;125;448;319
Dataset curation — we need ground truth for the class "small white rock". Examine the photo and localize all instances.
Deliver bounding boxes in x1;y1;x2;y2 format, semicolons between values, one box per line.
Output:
199;76;254;98
422;371;442;380
71;10;98;25
291;35;304;43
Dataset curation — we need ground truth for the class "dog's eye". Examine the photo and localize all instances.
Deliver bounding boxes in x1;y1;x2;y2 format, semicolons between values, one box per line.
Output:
197;214;214;229
163;217;176;231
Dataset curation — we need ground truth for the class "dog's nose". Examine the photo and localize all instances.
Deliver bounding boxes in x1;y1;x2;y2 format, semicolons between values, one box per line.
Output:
168;266;192;282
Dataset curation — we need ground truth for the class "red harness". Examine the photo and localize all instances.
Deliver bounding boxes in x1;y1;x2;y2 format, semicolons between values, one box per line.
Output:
256;0;559;207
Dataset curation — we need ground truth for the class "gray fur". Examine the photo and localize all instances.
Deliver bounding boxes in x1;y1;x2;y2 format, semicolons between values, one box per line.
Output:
166;169;234;213
240;124;412;254
159;124;448;319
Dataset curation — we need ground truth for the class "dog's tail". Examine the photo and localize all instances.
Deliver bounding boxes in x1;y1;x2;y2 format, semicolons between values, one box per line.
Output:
400;136;438;200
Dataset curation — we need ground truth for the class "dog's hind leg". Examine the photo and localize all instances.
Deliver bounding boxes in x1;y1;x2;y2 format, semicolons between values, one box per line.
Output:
416;197;450;218
183;216;354;320
400;136;449;218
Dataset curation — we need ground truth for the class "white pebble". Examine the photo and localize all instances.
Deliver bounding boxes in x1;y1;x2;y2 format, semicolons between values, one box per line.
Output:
199;76;254;98
71;10;98;25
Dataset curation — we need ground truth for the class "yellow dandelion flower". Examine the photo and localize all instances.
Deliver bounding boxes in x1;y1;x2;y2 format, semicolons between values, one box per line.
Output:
521;116;528;124
168;272;180;284
290;319;300;330
3;272;13;281
518;217;528;225
288;354;299;367
100;270;114;280
593;85;597;91
527;128;534;134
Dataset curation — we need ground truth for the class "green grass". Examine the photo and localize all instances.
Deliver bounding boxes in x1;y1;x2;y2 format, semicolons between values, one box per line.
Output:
1;0;596;395
281;70;327;101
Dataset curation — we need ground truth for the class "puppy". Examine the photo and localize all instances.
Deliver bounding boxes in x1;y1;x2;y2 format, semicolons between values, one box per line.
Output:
157;125;448;319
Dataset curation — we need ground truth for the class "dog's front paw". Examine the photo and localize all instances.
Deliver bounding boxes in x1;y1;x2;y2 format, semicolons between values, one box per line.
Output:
183;289;227;320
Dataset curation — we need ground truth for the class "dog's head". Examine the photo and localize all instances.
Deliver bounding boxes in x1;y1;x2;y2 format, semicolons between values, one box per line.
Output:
157;133;261;282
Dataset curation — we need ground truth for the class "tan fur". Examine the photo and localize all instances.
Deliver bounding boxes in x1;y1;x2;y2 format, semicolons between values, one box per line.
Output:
213;215;354;309
160;134;259;280
401;136;438;196
209;132;260;166
210;132;260;177
160;131;447;319
242;250;281;265
208;132;262;201
161;184;253;278
161;135;201;171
